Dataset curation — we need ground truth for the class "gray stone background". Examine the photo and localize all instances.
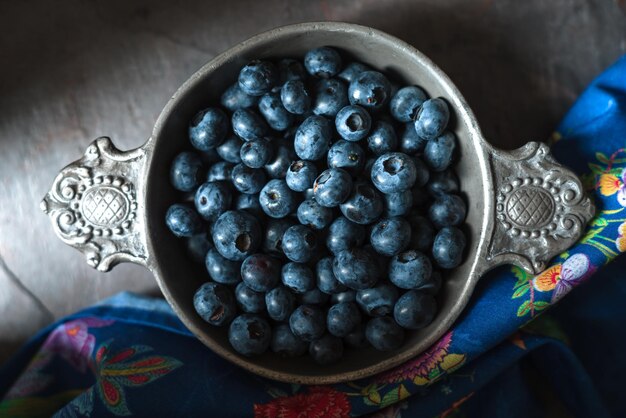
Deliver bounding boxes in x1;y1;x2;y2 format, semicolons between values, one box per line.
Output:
0;0;625;364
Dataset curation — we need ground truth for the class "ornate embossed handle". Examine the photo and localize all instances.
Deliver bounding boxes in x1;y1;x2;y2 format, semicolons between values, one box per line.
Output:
41;137;150;272
482;142;595;275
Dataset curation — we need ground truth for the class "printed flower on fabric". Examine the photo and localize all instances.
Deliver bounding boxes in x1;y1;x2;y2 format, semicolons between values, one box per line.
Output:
42;318;114;373
254;386;351;418
616;221;626;252
532;253;594;303
599;167;626;206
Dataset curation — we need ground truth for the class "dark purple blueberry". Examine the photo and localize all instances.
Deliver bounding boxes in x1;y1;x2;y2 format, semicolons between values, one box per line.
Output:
232;108;269;141
241;253;281;292
205;248;241;285
211;210;262;261
331;290;357;304
207;161;234;183
294;115;332;161
414;98;450;140
428;193;467;228
278;58;307;83
366;121;398;155
289;304;326;342
312;78;349;117
165;204;201;237
327;302;361;337
194;181;232;221
189;107;229;151
344;324;370;348
356;283;399;317
271;323;308;357
258;91;294;131
265;144;297;179
332;248;379;290
235;282;266;314
335;105;372;141
298;288;331;305
424;131;456;172
265;285;297;322
348;71;392;110
400;122;428;154
390;86;428;122
281;262;315;294
194;282;237;326
432;226;466;269
309;334;344;365
407;213;435;252
297;199;333;230
170;151;203;192
240;139;274;169
389;250;432;290
228;314;272;356
304;46;342;78
221;82;258;112
316;256;347;294
327;140;366;175
427;169;460;197
394;290;437;330
313;168;353;208
216;135;244;164
186;233;213;264
326;216;366;255
365;316;405;351
262;218;296;256
370;217;412;257
339;181;384;225
286;160;318;192
338;62;371;84
370;152;418;194
281;80;311;115
238;60;279;96
259;179;299;219
235;193;263;216
383;190;413;217
231;163;266;194
411;156;431;188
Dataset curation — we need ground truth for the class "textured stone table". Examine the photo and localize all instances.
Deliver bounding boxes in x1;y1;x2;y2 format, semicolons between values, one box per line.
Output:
0;0;625;363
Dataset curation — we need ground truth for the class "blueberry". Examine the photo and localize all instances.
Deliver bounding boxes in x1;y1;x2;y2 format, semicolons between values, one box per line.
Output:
166;204;201;237
338;61;371;84
278;58;307;83
258;91;294;131
304;46;342;78
294;115;332;161
265;286;297;321
400;123;428;154
365;316;405;351
432;226;466;269
370;217;412;256
240;139;274;168
298;288;330;305
411;156;431;187
281;261;315;293
232;108;269;142
235;282;266;314
186;233;212;263
326;216;366;255
170;151;203;192
424;131;456;172
205;248;241;285
309;334;344;365
335;105;372;141
241;253;281;292
407;213;435;252
265;144;297;179
207;161;234;183
428;194;466;228
390;86;428;122
327;140;365;175
394;290;437;330
427;169;459;196
238;60;278;96
286;160;318;192
194;282;236;326
259;179;299;218
297;199;333;230
383;190;413;217
370;152;417;194
189;108;229;151
312;78;349;117
194;181;232;221
327;302;361;337
216;135;244;164
389;250;432;290
333;248;380;290
289;305;326;342
281;80;311;115
231;163;266;194
422;270;442;295
344;324;369;348
316;256;347;294
348;71;392;110
313;168;352;207
262;218;296;255
221;82;258;112
330;290;357;304
281;225;318;263
339;181;384;225
414;98;450;140
356;283;399;317
271;323;308;357
304;187;315;200
212;210;262;261
366;121;398;155
228;314;272;356
235;193;263;215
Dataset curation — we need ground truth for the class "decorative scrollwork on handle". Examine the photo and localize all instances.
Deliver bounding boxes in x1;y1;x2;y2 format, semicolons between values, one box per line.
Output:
41;137;149;272
486;142;595;275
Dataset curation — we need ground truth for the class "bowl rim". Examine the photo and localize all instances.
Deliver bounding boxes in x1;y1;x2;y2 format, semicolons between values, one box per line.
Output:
146;21;491;384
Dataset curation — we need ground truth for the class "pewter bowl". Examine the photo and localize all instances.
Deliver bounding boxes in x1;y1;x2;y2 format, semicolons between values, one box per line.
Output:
42;22;594;384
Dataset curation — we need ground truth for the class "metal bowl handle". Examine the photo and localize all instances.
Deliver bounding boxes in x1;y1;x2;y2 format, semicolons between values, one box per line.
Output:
481;141;595;275
41;137;150;272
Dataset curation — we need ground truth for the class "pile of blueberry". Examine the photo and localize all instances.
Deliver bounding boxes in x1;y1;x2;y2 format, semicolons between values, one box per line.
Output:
165;47;467;365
